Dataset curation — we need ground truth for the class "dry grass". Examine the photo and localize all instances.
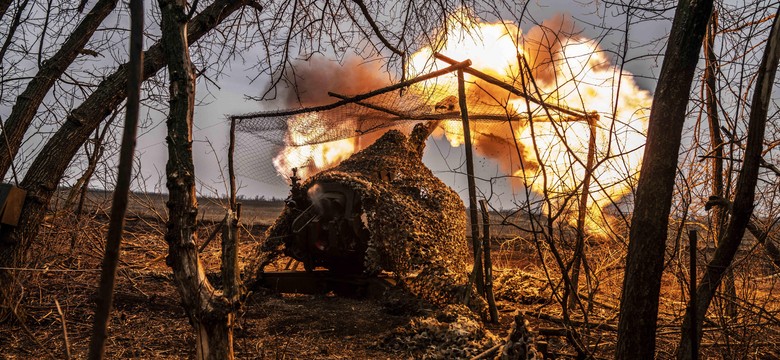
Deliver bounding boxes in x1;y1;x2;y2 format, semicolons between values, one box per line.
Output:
1;196;779;359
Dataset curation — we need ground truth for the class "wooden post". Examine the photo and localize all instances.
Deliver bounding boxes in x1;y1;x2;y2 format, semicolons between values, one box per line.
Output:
434;52;595;121
458;69;483;294
689;229;698;360
222;207;240;300
569;118;597;310
228;118;237;211
87;0;143;357
222;117;240;313
479;200;498;323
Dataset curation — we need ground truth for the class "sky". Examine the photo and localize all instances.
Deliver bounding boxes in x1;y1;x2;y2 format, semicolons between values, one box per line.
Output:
128;0;672;203
0;1;675;205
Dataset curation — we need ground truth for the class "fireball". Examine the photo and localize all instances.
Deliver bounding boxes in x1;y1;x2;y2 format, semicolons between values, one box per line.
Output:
273;11;651;235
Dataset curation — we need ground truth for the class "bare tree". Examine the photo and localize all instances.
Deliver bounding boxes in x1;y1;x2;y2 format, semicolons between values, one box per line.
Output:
160;0;238;357
677;6;780;359
702;11;739;320
0;0;119;179
87;0;144;357
0;0;251;318
616;0;714;358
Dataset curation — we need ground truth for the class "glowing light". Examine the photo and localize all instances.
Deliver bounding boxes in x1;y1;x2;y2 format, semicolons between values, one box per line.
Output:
272;113;356;179
273;10;652;235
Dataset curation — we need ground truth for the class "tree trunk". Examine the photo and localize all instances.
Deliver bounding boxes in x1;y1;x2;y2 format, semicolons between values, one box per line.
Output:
160;0;234;358
87;0;143;357
0;0;13;19
0;0;119;179
677;7;780;359
703;11;738;320
615;0;714;358
0;0;249;318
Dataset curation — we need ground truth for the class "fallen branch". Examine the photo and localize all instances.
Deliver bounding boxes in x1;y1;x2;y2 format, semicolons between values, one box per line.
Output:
526;311;618;332
54;298;71;359
470;344;501;360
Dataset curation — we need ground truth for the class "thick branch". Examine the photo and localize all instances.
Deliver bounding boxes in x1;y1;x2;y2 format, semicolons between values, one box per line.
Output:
678;6;780;360
0;0;119;179
0;0;249;308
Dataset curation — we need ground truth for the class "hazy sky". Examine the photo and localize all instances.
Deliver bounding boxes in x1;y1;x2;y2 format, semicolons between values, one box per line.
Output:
0;1;674;203
129;1;671;203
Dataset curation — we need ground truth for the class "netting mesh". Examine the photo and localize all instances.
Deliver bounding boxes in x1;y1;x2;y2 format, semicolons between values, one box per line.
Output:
247;124;487;313
232;77;544;187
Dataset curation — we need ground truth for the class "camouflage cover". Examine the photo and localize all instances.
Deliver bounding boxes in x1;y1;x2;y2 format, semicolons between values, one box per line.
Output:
249;123;473;307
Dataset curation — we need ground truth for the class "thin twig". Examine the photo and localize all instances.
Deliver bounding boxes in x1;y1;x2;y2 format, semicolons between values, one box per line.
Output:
54;298;71;360
10;307;57;359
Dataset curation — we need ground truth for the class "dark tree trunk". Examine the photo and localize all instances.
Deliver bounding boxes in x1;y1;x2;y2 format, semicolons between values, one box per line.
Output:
86;0;143;357
160;0;234;358
615;0;714;358
703;11;738;320
0;0;119;179
0;0;248;318
677;7;780;359
0;0;13;19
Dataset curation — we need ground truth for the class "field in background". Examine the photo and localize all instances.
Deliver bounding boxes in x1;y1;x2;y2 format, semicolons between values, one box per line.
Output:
50;188;286;225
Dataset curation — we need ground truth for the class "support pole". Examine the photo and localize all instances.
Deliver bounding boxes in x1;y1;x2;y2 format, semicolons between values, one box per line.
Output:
87;0;143;357
229;118;237;210
232;60;472;120
569;118;597;310
479;200;498;323
458;69;483;294
689;229;698;360
223;117;240;300
221;117;241;348
434;52;596;121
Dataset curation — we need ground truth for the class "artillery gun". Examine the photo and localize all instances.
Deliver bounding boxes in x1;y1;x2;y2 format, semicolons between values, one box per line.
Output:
248;124;476;307
284;175;371;275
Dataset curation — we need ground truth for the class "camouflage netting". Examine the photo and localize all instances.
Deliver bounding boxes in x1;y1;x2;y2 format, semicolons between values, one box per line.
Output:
378;304;499;359
492;270;551;305
231;80;547;187
247;123;486;310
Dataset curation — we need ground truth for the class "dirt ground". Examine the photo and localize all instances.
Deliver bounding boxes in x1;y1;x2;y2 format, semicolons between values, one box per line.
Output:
2;196;780;359
0;197;555;359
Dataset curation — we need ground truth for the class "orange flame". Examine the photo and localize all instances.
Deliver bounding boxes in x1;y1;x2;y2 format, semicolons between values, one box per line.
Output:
408;12;651;235
272;113;357;180
272;12;651;235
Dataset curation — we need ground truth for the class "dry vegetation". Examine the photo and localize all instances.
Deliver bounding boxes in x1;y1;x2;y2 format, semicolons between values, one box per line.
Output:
2;1;780;358
1;194;778;359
